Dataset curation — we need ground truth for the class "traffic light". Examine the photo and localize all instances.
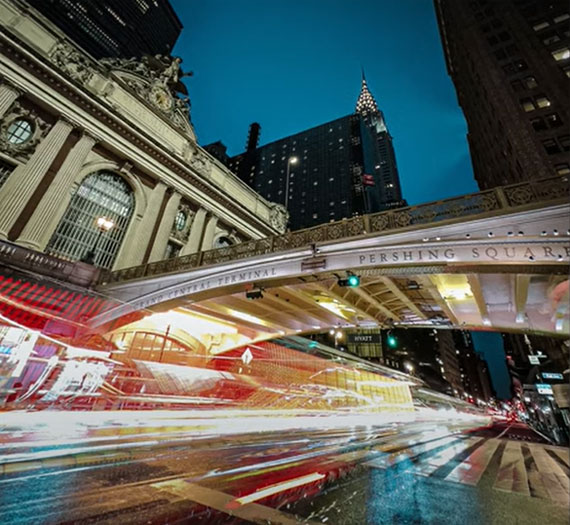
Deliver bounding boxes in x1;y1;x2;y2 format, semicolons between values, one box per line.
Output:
245;289;263;300
387;333;398;348
338;274;360;287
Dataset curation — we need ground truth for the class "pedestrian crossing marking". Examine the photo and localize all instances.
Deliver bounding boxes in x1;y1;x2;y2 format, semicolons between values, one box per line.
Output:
493;440;530;495
366;435;569;506
415;437;483;477
445;438;500;486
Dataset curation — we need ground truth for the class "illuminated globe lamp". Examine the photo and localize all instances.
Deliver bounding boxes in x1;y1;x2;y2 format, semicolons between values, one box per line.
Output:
81;216;114;265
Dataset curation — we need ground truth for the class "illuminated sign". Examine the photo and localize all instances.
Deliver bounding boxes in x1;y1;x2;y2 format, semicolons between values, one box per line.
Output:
528;356;540;365
542;372;563;380
536;383;553;395
348;333;381;344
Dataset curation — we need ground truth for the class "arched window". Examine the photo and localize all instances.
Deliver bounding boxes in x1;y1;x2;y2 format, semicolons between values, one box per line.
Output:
47;171;134;269
213;236;233;249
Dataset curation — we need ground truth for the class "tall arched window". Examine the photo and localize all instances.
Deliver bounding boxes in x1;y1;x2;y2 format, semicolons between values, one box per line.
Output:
47;171;134;269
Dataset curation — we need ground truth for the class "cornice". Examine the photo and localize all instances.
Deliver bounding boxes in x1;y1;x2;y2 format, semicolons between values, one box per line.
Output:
0;33;279;238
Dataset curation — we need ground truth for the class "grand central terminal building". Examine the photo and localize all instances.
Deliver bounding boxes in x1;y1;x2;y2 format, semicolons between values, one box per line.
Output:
0;0;287;275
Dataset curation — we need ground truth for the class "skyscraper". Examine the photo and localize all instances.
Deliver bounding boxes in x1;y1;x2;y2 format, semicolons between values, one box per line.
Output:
228;74;405;230
434;0;570;189
24;0;182;59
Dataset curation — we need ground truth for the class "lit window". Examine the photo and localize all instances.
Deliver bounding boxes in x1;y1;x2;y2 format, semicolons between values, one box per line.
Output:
313;181;318;186
535;95;551;108
553;13;570;23
551;47;570;61
532;21;550;31
329;201;335;206
6;119;33;144
520;98;535;112
563;65;570;77
555;163;570;175
312;213;318;219
524;76;538;89
268;179;273;184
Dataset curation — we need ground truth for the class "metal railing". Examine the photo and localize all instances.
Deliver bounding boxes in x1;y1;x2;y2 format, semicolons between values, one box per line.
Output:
101;176;568;285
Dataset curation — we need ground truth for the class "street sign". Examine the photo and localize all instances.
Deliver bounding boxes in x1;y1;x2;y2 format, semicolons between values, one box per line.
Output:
347;333;381;344
536;383;553;395
528;355;540;365
241;348;253;365
541;372;563;380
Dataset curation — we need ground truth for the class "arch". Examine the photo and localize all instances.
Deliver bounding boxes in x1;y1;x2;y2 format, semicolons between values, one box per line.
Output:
46;170;135;269
213;234;234;249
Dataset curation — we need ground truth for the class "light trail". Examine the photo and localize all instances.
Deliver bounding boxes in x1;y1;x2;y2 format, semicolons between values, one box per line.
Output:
227;472;326;507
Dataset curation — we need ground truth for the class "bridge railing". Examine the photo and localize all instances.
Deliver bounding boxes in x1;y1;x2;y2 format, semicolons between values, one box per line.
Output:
101;175;568;284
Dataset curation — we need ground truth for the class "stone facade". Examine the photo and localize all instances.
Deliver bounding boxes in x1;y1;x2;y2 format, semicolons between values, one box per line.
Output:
0;0;286;271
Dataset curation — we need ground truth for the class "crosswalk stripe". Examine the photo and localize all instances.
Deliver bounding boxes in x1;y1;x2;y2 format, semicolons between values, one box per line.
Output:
415;437;483;477
528;444;569;505
366;436;458;469
444;438;500;486
493;441;530;496
521;443;550;500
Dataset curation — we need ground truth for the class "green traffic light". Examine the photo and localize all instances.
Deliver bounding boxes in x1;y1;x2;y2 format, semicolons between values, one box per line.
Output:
348;275;360;287
387;335;397;348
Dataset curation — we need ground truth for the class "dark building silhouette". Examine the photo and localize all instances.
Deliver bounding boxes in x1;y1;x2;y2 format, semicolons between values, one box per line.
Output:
25;0;182;59
228;74;405;230
435;0;570;189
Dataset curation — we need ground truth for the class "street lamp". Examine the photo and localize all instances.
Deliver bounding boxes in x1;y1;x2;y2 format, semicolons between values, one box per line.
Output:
284;156;298;211
81;216;114;265
404;362;414;374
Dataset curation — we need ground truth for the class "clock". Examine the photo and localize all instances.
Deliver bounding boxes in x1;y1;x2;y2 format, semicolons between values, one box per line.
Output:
149;86;173;111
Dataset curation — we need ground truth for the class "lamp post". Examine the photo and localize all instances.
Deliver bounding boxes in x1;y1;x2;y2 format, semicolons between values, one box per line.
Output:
284;156;298;210
81;216;114;265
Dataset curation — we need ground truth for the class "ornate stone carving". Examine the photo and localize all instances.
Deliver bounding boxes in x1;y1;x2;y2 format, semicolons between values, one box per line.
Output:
170;203;193;243
49;41;93;84
269;203;288;233
189;150;212;175
0;102;50;161
99;55;193;132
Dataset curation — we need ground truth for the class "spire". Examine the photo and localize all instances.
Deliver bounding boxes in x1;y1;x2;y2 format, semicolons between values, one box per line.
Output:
355;70;379;115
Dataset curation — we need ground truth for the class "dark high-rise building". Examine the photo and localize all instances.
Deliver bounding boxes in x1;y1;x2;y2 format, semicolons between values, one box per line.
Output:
435;0;570;189
25;0;182;59
228;74;405;230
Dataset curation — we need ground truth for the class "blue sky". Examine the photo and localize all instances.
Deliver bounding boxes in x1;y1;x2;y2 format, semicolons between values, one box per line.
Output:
170;1;510;397
172;0;479;205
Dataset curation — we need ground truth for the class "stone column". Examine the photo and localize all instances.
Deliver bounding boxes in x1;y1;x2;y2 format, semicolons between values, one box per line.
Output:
148;191;181;263
18;131;97;250
181;207;207;255
114;182;168;269
201;214;219;251
0;81;21;118
0;118;73;240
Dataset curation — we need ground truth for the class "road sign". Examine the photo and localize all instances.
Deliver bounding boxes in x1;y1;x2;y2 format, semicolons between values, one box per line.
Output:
528;355;540;365
241;348;253;365
536;383;553;395
347;333;381;344
542;372;563;380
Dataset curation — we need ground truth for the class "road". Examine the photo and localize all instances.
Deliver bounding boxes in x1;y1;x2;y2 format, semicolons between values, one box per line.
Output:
0;411;567;524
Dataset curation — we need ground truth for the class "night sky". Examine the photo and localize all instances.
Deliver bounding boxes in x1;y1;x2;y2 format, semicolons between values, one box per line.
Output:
171;0;509;398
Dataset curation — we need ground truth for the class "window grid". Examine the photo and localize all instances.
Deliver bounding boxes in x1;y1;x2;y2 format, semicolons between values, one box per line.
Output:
46;171;134;269
6;119;33;144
